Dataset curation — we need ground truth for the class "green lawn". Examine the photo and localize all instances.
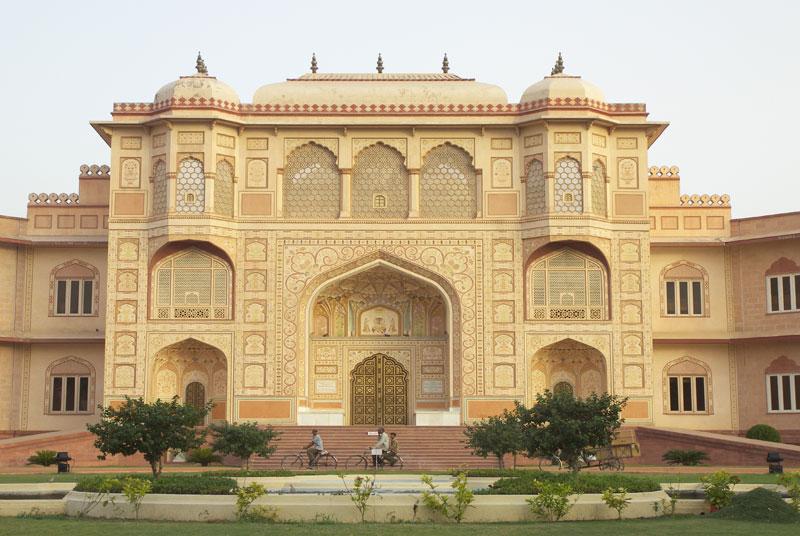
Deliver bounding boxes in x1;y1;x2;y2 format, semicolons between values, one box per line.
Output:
2;517;798;535
0;470;786;485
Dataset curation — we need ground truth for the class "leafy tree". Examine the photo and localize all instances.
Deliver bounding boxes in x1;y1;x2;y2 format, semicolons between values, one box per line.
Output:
463;408;523;469
87;396;211;477
208;421;281;471
516;390;627;473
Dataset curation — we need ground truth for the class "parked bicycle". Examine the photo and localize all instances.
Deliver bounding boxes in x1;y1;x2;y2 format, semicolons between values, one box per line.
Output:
536;449;623;472
280;448;338;470
345;448;404;470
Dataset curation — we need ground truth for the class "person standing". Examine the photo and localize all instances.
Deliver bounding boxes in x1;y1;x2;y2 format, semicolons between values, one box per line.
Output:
371;427;389;467
304;429;323;466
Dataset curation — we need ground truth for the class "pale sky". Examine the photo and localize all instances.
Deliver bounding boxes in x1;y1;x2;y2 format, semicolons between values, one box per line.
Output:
1;0;798;219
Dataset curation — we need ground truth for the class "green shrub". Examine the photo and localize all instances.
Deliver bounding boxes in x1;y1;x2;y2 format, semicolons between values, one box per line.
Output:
75;474;237;495
27;450;58;466
447;468;523;478
235;482;278;522
745;424;781;443
700;470;741;509
777;471;800;512
482;470;660;495
661;449;710;466
421;473;474;523
712;487;799;523
525;480;575;522
602;487;630;520
187;448;223;466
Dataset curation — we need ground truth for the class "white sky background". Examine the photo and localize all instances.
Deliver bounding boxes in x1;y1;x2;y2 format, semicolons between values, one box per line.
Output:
0;0;798;219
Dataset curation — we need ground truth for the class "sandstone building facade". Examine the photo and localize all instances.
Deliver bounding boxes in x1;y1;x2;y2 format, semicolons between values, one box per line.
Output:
1;56;798;437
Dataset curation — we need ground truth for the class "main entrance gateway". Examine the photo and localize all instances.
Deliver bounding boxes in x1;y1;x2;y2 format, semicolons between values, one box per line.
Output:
351;353;409;425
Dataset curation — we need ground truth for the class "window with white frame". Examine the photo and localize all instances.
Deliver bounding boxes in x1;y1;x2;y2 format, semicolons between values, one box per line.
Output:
767;373;800;412
668;375;707;413
51;375;90;413
665;279;703;316
55;278;94;316
767;273;800;313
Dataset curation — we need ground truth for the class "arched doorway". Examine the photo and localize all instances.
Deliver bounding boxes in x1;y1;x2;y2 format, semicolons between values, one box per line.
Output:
351;353;409;425
150;338;227;422
530;338;607;401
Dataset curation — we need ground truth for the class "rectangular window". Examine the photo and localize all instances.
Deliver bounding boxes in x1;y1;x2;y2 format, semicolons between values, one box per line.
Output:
767;274;800;313
767;373;800;412
668;375;708;413
54;279;94;316
50;375;90;413
665;279;703;316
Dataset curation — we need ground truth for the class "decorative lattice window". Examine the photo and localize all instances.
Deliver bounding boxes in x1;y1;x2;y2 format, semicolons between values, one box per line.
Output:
664;357;711;414
284;143;340;219
591;160;607;217
526;159;546;216
153;160;168;215
527;249;606;320
352;144;408;218
215;160;234;217
152;249;231;320
554;158;583;213
176;158;205;213
420;144;476;218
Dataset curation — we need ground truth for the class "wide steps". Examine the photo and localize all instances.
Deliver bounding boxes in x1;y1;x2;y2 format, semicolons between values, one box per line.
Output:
249;426;503;470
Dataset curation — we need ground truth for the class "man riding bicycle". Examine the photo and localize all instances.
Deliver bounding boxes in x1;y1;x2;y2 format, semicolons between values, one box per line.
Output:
304;429;323;465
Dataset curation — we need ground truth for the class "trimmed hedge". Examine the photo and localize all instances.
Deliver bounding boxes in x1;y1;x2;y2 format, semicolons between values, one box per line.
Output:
745;424;781;443
74;475;238;495
479;470;661;495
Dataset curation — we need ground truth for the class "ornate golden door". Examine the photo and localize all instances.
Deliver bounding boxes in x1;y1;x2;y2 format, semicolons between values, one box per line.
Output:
351;353;408;425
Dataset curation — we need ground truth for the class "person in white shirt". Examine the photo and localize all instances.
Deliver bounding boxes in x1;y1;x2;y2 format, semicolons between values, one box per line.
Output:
371;427;389;467
304;429;323;465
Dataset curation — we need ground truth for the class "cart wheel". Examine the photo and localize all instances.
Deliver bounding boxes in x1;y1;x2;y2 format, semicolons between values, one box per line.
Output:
539;456;562;471
345;455;367;470
281;454;303;471
317;453;338;470
614;457;624;472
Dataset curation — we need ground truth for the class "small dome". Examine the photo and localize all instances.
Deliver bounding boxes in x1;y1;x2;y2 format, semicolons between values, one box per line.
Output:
520;74;605;104
154;54;239;105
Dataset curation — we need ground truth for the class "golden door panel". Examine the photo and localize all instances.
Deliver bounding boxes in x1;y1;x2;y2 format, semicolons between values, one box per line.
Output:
350;353;408;425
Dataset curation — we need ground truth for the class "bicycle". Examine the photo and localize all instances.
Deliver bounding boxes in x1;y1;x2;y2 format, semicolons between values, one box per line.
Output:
345;448;404;470
280;449;338;470
537;453;564;471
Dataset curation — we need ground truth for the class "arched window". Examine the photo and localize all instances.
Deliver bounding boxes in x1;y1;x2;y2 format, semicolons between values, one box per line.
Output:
352;144;408;218
525;159;546;216
152;160;168;216
527;249;607;320
215;160;234;217
766;257;800;313
153;249;231;320
553;157;583;213
45;356;96;414
420;144;476;218
660;261;710;317
284;143;340;219
591;160;607;217
176;158;205;213
663;357;712;414
765;356;800;412
50;260;100;317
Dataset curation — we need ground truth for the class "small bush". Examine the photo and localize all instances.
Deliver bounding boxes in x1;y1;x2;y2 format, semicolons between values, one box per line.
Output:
27;450;58;466
602;487;630;521
712;487;799;523
75;474;237;495
482;470;660;495
187;448;223;466
421;473;474;523
525;480;575;522
700;470;741;509
777;471;800;512
745;424;781;443
661;449;710;466
235;482;278;522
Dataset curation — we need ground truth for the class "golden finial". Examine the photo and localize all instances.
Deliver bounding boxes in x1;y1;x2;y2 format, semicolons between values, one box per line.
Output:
196;51;208;75
442;53;449;73
376;53;384;74
550;52;564;75
311;53;318;73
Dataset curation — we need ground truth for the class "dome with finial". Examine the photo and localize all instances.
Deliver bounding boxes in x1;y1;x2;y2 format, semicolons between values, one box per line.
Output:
520;53;605;105
154;52;240;106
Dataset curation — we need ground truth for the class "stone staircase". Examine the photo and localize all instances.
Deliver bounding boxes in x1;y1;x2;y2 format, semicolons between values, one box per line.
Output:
250;426;504;470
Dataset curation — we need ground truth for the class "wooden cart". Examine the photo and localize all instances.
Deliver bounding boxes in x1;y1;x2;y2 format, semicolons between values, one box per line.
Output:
584;429;640;471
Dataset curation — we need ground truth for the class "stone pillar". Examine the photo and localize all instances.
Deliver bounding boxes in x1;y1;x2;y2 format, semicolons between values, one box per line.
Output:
408;169;420;218
582;171;592;215
340;168;352;218
476;169;483;218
